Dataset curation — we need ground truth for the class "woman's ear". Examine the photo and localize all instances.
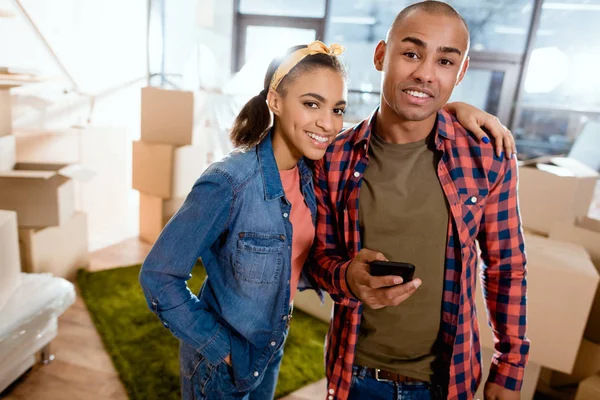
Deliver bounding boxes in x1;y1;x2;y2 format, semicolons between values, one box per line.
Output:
267;89;282;116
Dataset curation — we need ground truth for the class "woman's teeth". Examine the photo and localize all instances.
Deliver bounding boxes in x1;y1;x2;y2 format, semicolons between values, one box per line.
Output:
306;131;328;143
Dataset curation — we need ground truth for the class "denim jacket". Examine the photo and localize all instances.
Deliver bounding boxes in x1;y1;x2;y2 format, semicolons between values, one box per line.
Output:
139;132;320;393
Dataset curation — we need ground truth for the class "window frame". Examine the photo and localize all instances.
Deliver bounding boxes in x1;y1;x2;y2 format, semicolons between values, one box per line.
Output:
231;0;330;72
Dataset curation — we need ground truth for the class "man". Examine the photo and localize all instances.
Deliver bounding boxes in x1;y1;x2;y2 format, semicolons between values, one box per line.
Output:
308;2;529;399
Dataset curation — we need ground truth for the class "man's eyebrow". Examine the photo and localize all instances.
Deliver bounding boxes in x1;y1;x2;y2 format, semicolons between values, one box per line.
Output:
401;36;426;48
401;36;463;57
439;46;462;56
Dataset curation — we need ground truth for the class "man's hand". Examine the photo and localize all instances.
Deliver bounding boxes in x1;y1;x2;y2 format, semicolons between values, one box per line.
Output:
483;382;520;400
346;249;421;309
224;354;232;366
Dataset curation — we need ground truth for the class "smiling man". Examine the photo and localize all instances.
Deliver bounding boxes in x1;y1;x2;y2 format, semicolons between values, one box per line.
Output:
308;2;529;400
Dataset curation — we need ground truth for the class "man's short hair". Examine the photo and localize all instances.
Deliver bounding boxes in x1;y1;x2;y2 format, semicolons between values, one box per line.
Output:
387;0;470;48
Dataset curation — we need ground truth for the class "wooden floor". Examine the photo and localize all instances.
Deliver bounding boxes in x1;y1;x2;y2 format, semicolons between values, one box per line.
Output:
0;237;327;400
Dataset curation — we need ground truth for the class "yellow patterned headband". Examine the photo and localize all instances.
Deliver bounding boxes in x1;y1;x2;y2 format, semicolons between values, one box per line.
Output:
269;40;345;91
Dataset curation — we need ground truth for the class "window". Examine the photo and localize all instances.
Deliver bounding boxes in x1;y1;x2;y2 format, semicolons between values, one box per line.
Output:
233;0;327;71
239;0;327;18
514;0;600;159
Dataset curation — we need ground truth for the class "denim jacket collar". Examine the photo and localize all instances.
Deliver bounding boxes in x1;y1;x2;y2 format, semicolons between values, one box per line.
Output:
257;129;313;201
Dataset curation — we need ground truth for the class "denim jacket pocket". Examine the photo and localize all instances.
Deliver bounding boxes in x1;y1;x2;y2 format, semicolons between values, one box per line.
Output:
234;232;285;284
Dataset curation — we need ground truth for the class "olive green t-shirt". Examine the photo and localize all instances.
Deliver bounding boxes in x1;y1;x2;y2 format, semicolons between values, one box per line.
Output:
353;132;449;381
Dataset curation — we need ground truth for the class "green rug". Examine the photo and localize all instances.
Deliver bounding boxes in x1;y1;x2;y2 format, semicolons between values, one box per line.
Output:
77;265;328;400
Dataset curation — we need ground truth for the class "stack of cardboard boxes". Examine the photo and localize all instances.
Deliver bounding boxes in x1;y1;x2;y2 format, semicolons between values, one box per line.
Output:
0;73;78;390
12;127;129;251
476;156;600;400
0;82;90;279
133;87;212;243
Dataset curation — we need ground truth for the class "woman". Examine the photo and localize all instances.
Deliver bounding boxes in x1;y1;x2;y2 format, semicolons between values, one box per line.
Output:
139;41;515;400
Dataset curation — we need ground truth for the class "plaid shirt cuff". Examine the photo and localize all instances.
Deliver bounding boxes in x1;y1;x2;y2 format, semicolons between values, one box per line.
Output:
487;358;526;391
335;259;357;301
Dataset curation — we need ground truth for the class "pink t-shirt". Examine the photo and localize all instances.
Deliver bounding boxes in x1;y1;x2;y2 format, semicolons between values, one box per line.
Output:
279;166;315;301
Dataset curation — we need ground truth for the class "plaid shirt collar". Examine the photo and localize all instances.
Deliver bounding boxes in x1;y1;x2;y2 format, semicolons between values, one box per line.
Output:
353;107;457;155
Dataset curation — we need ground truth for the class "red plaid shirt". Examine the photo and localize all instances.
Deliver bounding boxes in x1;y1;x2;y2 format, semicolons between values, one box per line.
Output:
308;109;529;400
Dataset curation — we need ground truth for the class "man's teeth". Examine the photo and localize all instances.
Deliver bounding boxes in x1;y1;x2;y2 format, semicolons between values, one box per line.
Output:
306;131;328;143
404;90;431;98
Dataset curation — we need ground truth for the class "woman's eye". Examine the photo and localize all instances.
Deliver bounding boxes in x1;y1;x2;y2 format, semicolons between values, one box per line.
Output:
304;102;318;108
333;108;346;116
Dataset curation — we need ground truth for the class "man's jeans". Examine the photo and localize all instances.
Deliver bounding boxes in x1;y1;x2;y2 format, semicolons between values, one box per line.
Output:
348;365;443;400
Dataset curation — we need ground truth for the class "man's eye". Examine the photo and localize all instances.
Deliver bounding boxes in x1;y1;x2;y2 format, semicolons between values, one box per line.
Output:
440;59;454;66
404;52;419;59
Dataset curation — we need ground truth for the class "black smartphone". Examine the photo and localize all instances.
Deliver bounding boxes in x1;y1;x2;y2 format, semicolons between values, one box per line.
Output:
369;261;416;282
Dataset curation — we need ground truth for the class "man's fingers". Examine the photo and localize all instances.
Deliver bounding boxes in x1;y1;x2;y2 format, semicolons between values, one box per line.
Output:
367;274;403;289
368;279;422;306
357;248;387;263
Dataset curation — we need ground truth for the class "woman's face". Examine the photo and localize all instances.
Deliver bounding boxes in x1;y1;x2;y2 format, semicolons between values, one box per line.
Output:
269;67;347;164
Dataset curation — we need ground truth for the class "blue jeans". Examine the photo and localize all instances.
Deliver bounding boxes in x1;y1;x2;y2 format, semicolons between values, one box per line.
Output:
181;346;284;400
348;366;435;400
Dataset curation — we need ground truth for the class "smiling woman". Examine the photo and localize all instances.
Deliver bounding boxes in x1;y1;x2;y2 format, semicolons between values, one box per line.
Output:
139;40;349;400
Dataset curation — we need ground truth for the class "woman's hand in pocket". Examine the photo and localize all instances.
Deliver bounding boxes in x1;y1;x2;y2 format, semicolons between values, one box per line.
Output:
224;354;232;366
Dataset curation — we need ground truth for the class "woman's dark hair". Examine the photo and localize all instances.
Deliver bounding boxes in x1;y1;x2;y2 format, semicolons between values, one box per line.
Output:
230;44;346;149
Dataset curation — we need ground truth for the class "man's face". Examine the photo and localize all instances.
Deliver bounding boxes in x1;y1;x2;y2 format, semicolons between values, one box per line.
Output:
374;10;470;122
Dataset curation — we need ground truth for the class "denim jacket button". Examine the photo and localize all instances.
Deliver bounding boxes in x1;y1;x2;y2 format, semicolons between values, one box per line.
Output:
283;212;289;218
270;341;276;347
253;371;259;377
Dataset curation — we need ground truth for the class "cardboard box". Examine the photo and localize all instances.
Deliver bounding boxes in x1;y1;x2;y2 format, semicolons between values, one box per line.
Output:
550;217;600;343
14;127;129;251
474;346;540;400
141;87;195;146
0;89;11;137
132;141;206;199
0;210;21;311
293;289;333;323
18;212;89;279
476;233;599;374
519;157;599;234
575;375;600;400
139;193;184;243
0;134;15;171
540;339;600;388
0;163;80;228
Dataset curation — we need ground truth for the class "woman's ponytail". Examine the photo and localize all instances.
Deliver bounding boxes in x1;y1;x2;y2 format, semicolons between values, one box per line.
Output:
229;90;271;149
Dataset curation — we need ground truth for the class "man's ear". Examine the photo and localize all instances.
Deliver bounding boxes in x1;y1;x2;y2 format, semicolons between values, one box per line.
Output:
455;56;469;86
373;40;387;72
267;89;282;116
